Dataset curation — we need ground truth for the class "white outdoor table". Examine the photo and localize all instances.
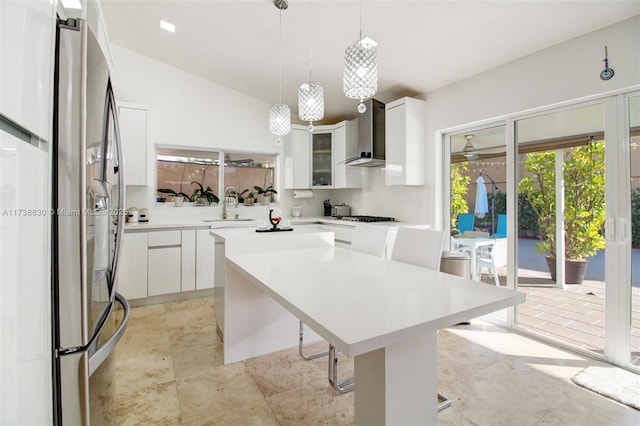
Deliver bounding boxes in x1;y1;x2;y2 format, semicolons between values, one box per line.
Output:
451;236;496;280
223;243;524;425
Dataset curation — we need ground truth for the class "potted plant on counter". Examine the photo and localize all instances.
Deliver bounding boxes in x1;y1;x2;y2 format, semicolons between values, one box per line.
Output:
191;181;219;206
239;188;256;206
518;141;605;284
254;185;277;206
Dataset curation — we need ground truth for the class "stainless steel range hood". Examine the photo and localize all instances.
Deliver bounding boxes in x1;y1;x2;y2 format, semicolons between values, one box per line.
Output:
345;99;386;167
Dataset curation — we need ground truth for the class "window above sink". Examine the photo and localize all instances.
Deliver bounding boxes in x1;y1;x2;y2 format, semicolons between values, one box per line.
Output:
155;146;277;207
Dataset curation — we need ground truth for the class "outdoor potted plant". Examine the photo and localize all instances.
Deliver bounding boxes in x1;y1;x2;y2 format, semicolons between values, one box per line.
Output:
518;141;605;284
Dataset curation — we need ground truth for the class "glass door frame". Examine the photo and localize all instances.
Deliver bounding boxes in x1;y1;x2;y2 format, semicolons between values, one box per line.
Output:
440;85;639;370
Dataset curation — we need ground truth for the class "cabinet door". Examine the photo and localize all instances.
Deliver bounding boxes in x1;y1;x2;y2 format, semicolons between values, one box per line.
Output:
148;247;181;296
283;127;311;189
311;131;333;187
118;233;148;299
118;105;147;186
385;97;425;186
196;229;215;290
385;102;407;186
181;230;196;292
0;0;55;140
333;121;362;189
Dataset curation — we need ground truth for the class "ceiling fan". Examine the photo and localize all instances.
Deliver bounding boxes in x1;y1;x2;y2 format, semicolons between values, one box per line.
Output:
224;153;254;166
462;134;479;161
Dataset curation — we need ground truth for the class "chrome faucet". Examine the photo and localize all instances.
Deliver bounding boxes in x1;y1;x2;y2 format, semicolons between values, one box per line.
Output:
222;187;238;219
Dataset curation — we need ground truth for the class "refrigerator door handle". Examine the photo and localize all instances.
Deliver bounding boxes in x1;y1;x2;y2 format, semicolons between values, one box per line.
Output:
106;80;125;295
88;292;130;376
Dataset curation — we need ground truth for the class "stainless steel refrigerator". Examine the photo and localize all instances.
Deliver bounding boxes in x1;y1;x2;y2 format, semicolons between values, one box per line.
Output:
53;18;129;425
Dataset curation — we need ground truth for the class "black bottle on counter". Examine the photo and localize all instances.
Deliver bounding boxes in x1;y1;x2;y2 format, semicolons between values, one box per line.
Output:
323;199;332;216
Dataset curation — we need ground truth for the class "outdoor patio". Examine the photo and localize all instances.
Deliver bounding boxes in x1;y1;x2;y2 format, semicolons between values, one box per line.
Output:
481;238;640;367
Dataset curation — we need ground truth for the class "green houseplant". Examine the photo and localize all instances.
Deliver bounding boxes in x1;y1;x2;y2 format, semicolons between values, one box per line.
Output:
254;185;277;205
518;141;605;283
157;182;219;206
238;188;256;206
190;181;219;206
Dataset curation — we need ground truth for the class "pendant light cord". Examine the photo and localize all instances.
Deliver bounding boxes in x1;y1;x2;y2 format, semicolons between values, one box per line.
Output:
308;0;313;81
359;0;362;41
278;7;283;104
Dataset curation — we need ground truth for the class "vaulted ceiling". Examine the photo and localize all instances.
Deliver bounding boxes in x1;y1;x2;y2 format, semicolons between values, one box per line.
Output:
101;1;639;125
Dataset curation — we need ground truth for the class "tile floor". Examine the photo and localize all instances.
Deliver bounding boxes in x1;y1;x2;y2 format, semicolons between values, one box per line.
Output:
114;296;640;425
483;267;640;366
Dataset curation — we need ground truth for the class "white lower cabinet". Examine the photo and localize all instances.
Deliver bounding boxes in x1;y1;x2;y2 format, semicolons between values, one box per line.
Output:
118;233;148;299
181;230;196;291
322;224;355;248
119;227;212;300
148;246;181;296
196;229;215;290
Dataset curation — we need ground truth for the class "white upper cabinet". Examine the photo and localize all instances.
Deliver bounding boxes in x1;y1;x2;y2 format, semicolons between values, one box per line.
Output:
0;0;55;139
310;129;333;188
283;126;311;189
385;97;426;186
118;103;148;186
333;120;362;189
283;121;360;189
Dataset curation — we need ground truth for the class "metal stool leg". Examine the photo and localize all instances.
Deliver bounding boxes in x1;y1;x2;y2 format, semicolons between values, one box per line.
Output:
328;344;355;393
438;393;452;411
298;321;329;360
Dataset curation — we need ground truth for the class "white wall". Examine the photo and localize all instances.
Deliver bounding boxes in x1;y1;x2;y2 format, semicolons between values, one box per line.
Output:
344;15;639;226
110;44;289;219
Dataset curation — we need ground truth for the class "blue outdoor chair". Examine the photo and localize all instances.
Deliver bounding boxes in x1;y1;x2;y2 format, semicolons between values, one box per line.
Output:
457;214;475;234
492;214;507;238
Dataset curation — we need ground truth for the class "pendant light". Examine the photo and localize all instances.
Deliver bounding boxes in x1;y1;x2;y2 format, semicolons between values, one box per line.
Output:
343;0;377;113
298;0;324;132
269;0;291;143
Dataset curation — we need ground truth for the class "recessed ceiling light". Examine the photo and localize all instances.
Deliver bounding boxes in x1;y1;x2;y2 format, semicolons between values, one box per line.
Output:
160;20;176;33
61;0;82;9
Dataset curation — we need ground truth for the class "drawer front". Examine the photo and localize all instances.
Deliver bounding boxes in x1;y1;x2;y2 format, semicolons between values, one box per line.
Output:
148;230;182;247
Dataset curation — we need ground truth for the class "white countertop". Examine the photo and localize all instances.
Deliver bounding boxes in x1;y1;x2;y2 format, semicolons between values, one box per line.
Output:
125;216;429;232
226;246;525;357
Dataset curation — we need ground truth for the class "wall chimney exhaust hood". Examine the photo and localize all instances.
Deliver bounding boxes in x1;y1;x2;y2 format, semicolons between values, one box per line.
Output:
345;99;385;167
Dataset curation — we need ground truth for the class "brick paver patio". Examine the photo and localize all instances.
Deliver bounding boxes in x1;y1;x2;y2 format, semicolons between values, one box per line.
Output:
481;267;640;367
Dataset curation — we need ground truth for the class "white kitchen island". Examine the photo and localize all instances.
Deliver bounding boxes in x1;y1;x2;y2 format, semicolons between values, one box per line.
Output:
214;227;525;425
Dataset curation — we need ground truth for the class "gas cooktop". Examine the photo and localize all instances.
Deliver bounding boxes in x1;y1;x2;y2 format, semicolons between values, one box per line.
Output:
337;215;396;223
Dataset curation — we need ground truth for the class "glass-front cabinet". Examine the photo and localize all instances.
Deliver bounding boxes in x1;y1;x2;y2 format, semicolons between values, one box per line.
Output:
311;131;332;187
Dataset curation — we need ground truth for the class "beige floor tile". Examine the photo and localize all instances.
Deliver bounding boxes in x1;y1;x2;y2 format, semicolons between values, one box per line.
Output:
183;397;280;426
165;296;214;313
116;381;182;426
115;352;175;395
176;362;264;424
266;384;354;425
172;340;224;381
244;345;328;397
168;321;218;351
165;304;216;330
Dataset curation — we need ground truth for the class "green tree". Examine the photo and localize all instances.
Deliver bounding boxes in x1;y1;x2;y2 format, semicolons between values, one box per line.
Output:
450;162;471;229
518;141;605;261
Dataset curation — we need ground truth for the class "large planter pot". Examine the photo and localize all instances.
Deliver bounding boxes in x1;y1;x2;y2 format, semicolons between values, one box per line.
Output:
545;257;589;284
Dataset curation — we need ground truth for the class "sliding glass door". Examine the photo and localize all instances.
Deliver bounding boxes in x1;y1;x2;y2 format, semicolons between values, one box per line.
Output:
514;102;608;357
443;88;639;371
626;93;639;367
